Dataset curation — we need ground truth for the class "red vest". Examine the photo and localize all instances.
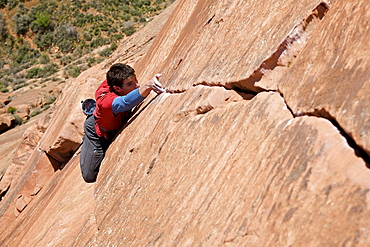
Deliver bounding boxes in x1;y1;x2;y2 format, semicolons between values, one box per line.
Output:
93;80;130;139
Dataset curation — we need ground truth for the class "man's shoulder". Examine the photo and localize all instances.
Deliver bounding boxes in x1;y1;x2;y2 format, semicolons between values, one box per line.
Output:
97;92;118;106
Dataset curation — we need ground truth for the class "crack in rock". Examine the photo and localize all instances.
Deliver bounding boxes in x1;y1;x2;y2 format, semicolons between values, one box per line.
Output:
278;90;370;166
227;2;329;93
302;109;370;167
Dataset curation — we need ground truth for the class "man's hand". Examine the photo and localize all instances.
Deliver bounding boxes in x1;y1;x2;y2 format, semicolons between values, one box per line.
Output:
151;74;166;94
139;74;166;97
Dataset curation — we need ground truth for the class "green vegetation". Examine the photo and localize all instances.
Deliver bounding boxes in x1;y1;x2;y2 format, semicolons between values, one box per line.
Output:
6;106;16;114
13;113;23;125
0;0;174;92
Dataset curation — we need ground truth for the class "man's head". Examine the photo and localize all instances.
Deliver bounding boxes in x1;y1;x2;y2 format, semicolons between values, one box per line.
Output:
106;63;139;95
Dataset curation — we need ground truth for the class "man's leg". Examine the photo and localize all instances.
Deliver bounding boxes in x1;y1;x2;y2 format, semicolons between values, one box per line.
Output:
80;116;107;183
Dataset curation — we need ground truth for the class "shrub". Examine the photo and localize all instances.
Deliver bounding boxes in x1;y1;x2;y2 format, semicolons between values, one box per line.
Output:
122;26;135;36
39;52;50;64
82;31;92;41
85;56;95;67
44;94;56;105
14;14;31;35
29;107;42;117
54;24;78;52
59;55;73;65
17;2;28;15
98;43;117;57
90;36;109;48
0;12;6;40
7;0;19;11
13;114;23;125
66;65;81;78
26;63;58;78
27;66;43;78
44;63;58;75
11;45;40;64
31;11;52;33
34;32;53;50
7;106;17;114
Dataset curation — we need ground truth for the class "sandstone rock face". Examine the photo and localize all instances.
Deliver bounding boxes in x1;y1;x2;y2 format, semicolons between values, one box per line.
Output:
0;113;52;219
1;0;369;246
278;0;370;157
0;156;96;246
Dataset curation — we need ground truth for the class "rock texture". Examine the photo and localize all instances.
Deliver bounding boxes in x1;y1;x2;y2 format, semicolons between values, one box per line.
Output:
1;0;369;246
278;0;370;158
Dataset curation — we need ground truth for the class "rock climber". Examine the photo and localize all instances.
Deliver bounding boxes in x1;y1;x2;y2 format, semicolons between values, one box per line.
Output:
80;63;165;183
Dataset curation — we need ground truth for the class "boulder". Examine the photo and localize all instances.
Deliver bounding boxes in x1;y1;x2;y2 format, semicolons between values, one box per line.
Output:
0;93;10;106
0;114;14;133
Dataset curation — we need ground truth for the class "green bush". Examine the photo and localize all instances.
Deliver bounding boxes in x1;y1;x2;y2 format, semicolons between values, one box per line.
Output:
85;56;96;67
7;106;17;114
0;12;6;40
54;24;78;52
11;45;40;64
122;26;135;36
59;55;73;65
39;52;50;64
90;36;109;48
13;113;23;125
34;32;53;50
26;63;58;78
17;3;28;15
0;87;9;93
45;94;56;105
27;66;43;78
43;63;58;76
6;0;19;10
66;65;81;78
82;31;92;41
98;43;117;57
31;11;52;33
29;107;42;117
14;14;31;35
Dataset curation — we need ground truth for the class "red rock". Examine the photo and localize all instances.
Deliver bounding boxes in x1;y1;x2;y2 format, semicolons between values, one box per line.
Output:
15;195;27;213
0;114;15;133
12;104;31;120
0;93;10;106
0;0;369;246
31;184;42;196
278;0;370;156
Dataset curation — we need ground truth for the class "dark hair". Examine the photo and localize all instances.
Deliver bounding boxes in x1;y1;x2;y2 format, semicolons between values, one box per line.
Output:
106;63;135;90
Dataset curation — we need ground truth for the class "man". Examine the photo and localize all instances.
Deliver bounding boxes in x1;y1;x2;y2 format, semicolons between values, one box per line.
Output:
80;63;165;183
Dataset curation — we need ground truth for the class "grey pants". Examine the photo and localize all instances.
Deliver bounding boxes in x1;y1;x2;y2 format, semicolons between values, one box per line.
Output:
80;115;112;183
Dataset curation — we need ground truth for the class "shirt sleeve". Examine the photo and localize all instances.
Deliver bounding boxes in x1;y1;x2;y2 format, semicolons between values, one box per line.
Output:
112;88;145;114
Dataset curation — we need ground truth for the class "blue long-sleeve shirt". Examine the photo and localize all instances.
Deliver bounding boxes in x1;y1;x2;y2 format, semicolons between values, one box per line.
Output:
112;88;145;115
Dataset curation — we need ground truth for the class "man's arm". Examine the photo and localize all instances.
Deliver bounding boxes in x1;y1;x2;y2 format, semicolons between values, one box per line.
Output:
112;88;145;114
